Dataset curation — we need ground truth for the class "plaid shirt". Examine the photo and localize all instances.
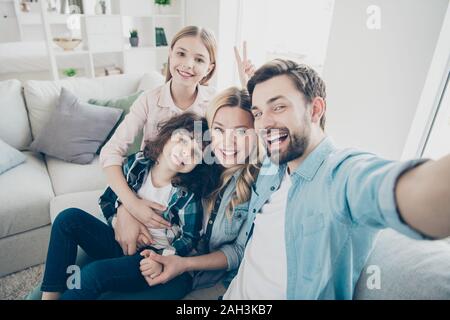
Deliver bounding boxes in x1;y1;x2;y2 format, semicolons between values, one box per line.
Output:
99;152;203;256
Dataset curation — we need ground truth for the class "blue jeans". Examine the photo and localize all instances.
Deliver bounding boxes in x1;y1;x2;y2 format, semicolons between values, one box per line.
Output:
41;208;192;300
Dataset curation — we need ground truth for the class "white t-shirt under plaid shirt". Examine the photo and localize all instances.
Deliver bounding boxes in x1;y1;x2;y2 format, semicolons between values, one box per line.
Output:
137;169;180;253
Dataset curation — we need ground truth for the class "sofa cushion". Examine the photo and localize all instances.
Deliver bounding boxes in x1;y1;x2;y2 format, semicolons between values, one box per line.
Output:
50;189;105;223
0;225;51;278
30;88;123;164
45;156;106;196
354;228;450;299
0;152;54;238
24;73;144;139
0;138;26;175
0;79;32;150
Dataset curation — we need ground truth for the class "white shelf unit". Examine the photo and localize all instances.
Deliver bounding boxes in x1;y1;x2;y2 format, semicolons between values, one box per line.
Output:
0;0;23;42
35;0;185;81
117;0;186;78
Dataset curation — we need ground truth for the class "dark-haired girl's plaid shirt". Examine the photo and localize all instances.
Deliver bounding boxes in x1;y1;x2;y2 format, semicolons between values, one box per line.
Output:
98;152;203;257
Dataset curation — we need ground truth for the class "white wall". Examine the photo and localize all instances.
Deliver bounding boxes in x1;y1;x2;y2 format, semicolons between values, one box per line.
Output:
185;0;221;35
185;0;241;89
216;0;241;89
323;0;449;160
185;0;221;86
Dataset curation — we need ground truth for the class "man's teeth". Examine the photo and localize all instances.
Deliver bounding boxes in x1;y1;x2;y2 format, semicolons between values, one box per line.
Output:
267;133;288;142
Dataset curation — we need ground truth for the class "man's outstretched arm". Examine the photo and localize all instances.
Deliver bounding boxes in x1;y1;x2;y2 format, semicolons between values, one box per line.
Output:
396;154;450;238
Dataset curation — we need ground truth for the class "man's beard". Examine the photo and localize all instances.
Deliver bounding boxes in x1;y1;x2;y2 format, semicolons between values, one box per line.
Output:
267;122;311;165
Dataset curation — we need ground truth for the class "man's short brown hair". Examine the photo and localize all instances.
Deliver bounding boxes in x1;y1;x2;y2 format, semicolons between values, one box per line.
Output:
247;59;327;129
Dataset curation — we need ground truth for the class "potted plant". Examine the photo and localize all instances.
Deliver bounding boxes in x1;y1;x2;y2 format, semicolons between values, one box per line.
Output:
129;29;139;47
154;0;171;14
63;68;77;77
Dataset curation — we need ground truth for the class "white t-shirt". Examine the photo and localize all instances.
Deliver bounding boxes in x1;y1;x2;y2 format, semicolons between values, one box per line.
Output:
137;170;179;251
224;169;291;299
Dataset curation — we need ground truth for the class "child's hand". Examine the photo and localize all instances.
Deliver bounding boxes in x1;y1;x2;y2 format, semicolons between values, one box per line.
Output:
234;41;256;88
140;250;163;281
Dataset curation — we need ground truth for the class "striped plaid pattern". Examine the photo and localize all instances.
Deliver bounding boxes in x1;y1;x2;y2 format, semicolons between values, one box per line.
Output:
99;152;202;256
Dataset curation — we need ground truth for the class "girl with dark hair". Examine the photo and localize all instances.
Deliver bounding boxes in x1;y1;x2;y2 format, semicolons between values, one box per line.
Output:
40;112;212;300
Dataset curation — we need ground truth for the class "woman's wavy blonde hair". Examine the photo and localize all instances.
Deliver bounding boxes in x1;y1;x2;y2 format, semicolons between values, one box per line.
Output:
166;26;217;85
204;87;263;219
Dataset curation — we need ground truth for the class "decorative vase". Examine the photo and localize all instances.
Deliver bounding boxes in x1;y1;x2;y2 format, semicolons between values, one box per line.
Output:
95;1;103;15
60;0;70;14
129;37;139;47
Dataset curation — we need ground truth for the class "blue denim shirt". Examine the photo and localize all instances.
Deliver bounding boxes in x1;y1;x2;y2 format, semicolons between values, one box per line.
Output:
243;137;427;299
193;169;250;289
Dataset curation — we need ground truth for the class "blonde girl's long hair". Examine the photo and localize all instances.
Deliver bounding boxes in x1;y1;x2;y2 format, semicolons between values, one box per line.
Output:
165;26;217;85
204;87;263;220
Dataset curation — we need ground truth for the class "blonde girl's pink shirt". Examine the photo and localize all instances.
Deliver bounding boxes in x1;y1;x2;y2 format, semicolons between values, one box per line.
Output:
99;80;216;168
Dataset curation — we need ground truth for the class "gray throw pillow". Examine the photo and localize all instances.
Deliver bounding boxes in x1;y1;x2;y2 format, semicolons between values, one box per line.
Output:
30;88;123;164
0;138;26;175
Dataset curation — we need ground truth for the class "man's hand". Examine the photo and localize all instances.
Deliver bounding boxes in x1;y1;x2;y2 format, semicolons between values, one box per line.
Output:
141;251;187;286
128;198;171;229
114;205;153;255
396;154;450;238
234;41;256;88
140;250;164;284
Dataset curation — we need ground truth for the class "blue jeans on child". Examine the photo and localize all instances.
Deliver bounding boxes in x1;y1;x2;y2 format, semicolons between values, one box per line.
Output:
41;207;192;300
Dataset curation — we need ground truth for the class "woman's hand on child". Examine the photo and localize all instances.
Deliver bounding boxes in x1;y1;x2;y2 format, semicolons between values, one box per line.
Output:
234;41;256;88
129;198;171;229
140;251;187;286
115;205;153;255
140;250;163;281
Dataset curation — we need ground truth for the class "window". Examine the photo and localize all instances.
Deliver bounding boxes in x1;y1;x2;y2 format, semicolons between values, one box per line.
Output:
239;0;335;75
422;72;450;160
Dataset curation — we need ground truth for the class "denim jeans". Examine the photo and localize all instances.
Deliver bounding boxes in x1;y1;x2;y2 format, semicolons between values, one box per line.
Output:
41;207;192;300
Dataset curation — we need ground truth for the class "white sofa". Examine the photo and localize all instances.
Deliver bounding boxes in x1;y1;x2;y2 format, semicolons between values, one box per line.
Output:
1;73;450;300
0;73;161;278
